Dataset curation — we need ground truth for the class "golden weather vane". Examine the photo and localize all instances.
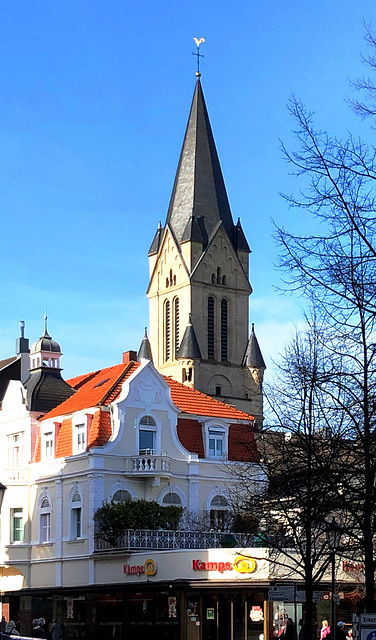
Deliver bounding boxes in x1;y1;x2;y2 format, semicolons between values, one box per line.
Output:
193;37;205;76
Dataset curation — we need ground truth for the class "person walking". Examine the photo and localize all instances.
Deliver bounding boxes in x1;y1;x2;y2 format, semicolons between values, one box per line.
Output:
4;621;20;636
50;622;62;640
31;619;46;639
320;620;331;640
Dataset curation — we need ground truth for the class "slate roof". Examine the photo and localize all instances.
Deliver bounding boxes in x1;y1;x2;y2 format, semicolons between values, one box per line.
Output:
164;78;250;254
242;324;266;369
25;368;75;413
177;316;202;360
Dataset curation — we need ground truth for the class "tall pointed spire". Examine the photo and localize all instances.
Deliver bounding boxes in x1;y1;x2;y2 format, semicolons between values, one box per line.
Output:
165;78;249;253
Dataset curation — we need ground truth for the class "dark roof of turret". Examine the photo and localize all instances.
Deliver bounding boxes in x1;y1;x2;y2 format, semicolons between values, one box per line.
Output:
31;330;61;354
165;78;250;253
148;221;163;257
25;368;75;413
242;324;266;369
177;315;202;360
137;328;153;362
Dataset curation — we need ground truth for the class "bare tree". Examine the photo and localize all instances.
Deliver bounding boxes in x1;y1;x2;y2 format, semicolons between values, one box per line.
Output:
275;27;376;612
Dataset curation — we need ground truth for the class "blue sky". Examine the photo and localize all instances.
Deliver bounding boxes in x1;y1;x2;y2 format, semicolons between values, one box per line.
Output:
1;0;375;380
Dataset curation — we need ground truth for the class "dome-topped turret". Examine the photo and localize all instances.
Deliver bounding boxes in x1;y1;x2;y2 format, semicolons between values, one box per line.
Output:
30;331;61;354
29;316;62;370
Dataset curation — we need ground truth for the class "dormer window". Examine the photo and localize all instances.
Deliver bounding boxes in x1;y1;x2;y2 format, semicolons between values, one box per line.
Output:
74;423;86;454
204;423;228;459
42;430;54;460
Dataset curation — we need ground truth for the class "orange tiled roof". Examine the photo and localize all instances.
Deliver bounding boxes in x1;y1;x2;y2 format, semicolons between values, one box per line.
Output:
177;418;205;458
42;362;138;420
166;376;253;421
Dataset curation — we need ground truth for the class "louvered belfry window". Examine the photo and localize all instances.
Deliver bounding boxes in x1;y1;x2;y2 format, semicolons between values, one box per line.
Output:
165;300;171;361
173;297;179;358
208;297;215;359
221;298;228;361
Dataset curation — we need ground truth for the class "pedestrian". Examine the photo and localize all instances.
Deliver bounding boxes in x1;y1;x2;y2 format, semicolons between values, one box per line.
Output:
31;619;46;639
337;622;347;640
1;617;7;633
320;620;331;640
39;619;48;640
281;619;296;640
50;622;62;640
4;621;20;636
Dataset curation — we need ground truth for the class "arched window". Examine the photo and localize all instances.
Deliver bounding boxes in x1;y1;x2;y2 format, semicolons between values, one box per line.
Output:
164;300;171;361
221;299;228;361
210;495;230;531
207;297;215;359
139;415;157;454
173;297;179;358
40;497;51;543
216;267;221;284
112;490;132;503
70;491;83;539
162;493;182;506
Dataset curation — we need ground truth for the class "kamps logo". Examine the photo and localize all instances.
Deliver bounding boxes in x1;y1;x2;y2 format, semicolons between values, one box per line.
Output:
233;556;257;574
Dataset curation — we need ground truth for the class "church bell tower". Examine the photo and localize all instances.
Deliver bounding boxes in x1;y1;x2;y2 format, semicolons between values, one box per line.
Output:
146;76;265;423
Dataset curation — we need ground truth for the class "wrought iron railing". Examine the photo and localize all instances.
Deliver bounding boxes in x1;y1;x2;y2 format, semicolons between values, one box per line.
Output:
94;528;254;552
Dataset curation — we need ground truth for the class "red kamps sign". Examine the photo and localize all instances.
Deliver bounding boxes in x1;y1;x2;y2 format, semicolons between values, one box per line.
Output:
192;559;233;573
123;564;145;575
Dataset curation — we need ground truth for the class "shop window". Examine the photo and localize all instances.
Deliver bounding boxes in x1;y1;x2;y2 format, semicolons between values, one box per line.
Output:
40;497;51;543
70;492;83;539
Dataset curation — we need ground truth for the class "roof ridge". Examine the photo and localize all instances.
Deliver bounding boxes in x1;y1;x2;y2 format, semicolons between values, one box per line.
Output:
101;361;136;405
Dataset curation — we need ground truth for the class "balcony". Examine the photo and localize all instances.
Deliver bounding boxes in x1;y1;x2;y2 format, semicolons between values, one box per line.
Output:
94;528;254;552
124;452;172;478
5;467;28;482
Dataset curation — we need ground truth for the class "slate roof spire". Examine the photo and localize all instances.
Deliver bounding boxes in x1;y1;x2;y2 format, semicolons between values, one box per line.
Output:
242;324;266;369
137;328;153;362
165;78;250;253
177;314;202;360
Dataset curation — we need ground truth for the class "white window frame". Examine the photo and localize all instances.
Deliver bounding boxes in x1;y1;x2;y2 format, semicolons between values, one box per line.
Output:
70;490;83;539
40;496;51;543
41;428;54;460
11;507;24;543
204;421;229;460
73;419;87;455
8;432;24;468
136;414;161;455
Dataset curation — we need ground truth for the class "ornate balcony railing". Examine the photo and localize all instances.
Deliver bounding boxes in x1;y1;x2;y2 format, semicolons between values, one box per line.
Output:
94;529;254;552
124;453;172;476
5;467;28;482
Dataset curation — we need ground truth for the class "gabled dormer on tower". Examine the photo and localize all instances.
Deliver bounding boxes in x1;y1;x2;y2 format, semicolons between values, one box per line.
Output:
147;77;265;421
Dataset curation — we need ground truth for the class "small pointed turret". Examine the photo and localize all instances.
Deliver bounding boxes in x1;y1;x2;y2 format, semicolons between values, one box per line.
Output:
242;324;266;369
137;328;153;362
177;314;202;360
148;221;163;257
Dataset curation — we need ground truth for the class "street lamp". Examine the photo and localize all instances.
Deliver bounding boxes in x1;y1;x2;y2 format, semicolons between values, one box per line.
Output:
0;483;6;513
326;518;341;640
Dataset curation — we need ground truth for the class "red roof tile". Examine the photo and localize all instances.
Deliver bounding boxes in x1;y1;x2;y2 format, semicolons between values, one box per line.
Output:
56;418;73;457
228;422;259;462
88;409;112;448
165;377;254;421
177;418;205;458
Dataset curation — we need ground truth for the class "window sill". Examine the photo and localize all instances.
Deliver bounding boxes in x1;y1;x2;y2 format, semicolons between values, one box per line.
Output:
67;538;85;544
36;542;54;547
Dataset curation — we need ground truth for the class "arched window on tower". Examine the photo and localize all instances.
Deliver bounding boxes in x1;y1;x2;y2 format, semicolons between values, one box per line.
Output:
164;300;171;362
173;297;179;358
221;299;228;361
208;297;215;359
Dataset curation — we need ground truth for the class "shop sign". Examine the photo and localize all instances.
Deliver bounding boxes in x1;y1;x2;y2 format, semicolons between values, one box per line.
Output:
268;585;295;602
250;606;264;622
207;608;215;620
192;556;258;574
123;558;157;576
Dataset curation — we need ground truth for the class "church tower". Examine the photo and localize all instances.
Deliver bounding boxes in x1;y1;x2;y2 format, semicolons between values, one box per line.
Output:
147;77;265;422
